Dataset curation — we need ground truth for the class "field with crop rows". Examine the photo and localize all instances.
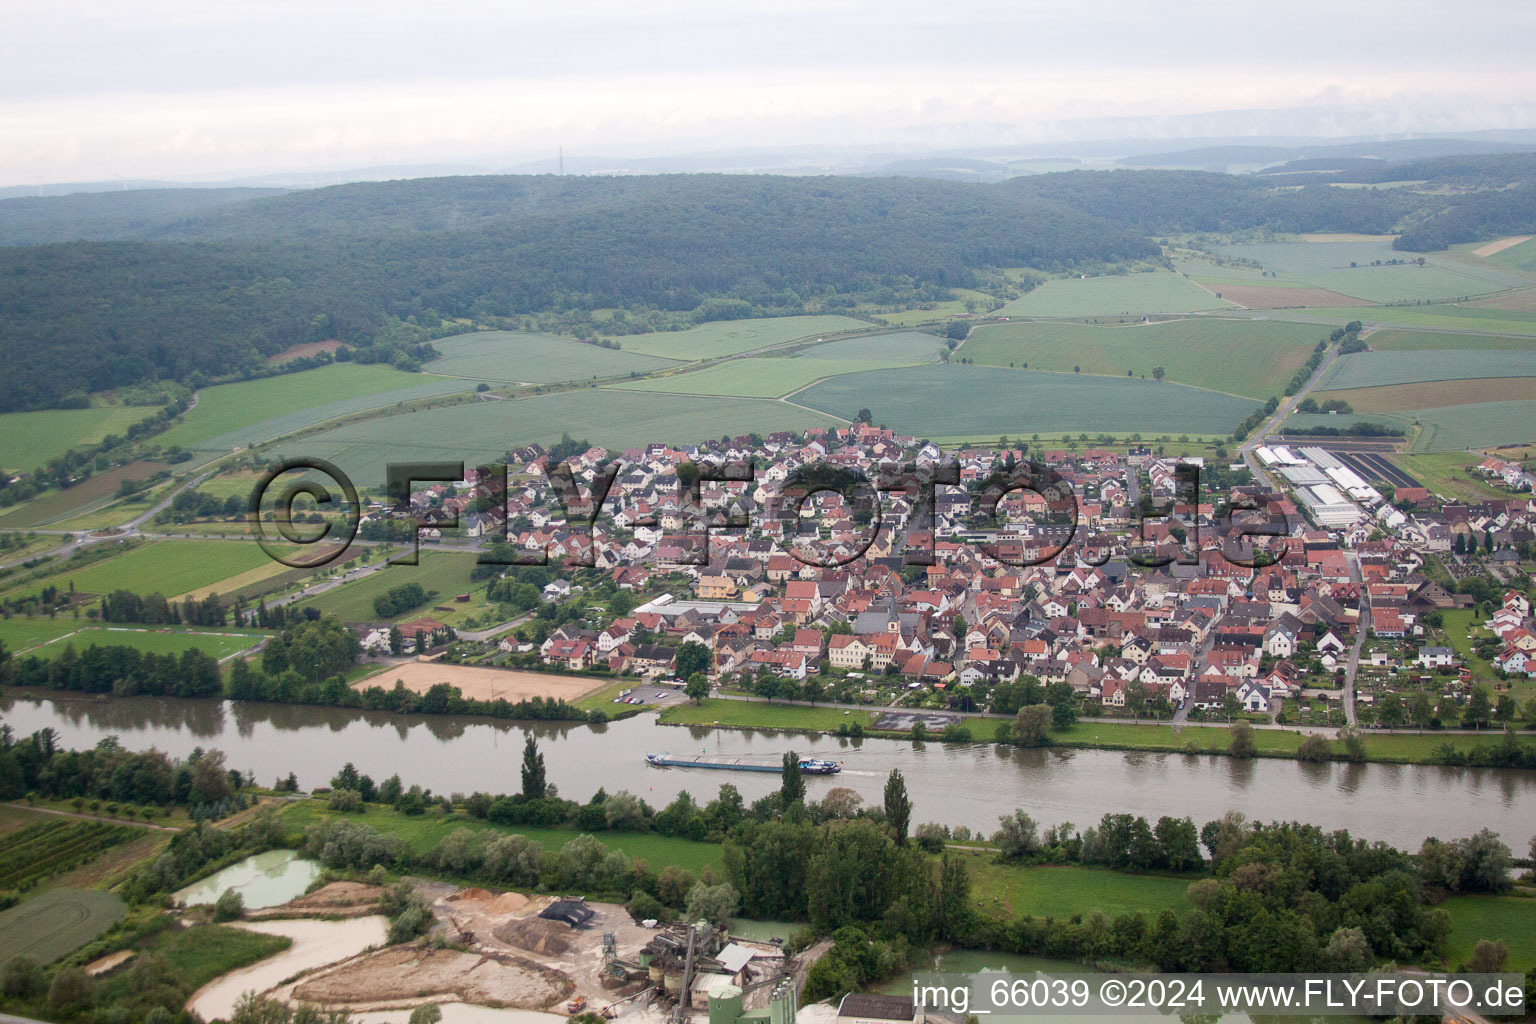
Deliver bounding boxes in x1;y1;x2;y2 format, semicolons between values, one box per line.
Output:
1314;378;1536;413
795;363;1260;437
962;317;1321;398
993;271;1230;318
612;315;872;360
425;331;679;383
288;388;841;484
158;363;474;450
1318;350;1536;389
0;820;142;892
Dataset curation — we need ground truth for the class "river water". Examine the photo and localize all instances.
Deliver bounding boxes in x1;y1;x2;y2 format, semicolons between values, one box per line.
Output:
3;694;1533;849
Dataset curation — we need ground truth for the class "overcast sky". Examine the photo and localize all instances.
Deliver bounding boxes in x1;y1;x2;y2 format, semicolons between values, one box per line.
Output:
4;0;1536;185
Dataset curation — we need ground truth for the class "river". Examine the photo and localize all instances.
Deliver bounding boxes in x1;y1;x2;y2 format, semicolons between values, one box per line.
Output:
3;693;1533;848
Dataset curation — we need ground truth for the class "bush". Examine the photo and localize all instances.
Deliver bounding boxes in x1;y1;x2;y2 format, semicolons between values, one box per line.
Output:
0;955;43;999
214;887;244;922
48;966;92;1012
1296;735;1334;762
913;822;947;854
328;787;363;812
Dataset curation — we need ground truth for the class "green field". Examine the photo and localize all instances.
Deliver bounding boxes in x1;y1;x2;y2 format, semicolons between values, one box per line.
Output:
425;330;679;383
0;405;149;474
3;539;276;601
158;363;474;450
0;459;175;530
289;389;841;485
993;272;1231;318
962;317;1322;398
1211;241;1515;303
1364;328;1536;351
1275;304;1536;336
612;355;928;399
93;923;291;1007
19;625;267;660
968;861;1192;920
280;800;724;874
1488;237;1536;269
1440;895;1536;970
797;331;948;362
1318;350;1536;389
0;887;125;964
1407;400;1536;451
613;316;873;360
795;364;1260;438
294;551;481;623
1392;452;1513;501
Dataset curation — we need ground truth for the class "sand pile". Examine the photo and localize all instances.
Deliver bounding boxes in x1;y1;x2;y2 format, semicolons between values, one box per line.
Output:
248;881;383;919
484;891;531;915
447;887;496;902
493;916;571;956
292;946;573;1009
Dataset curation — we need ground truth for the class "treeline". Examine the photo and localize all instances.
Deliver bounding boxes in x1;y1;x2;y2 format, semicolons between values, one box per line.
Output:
0;729;243;812
5;644;222;698
99;588;228;626
0;393;189;503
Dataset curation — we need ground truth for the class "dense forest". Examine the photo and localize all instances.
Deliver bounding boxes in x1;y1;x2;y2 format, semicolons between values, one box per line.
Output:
2;157;1535;411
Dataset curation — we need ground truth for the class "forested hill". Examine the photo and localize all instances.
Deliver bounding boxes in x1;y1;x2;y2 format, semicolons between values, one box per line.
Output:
3;160;1536;411
1;174;1155;411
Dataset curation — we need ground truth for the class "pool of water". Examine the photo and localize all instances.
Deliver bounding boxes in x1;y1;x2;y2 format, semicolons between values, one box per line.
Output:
175;849;322;909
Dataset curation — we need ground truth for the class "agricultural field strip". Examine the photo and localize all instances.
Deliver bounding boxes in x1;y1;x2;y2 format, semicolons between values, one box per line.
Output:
1318;349;1536;390
0;819;141;890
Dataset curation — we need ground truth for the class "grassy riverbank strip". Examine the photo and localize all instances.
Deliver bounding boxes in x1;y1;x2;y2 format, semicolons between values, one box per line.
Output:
657;699;1536;766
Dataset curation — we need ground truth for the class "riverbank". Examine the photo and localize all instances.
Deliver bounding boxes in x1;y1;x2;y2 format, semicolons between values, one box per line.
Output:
658;698;1536;767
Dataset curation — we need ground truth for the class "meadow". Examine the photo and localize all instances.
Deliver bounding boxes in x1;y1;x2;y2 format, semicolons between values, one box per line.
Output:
2;539;275;600
961;317;1322;398
157;363;474;450
1487;236;1536;269
1391;452;1513;501
1439;895;1536;970
966;860;1192;921
992;271;1230;318
280;800;724;874
294;551;481;623
288;389;841;485
1317;350;1536;390
0;887;125;964
612;315;873;360
794;364;1261;438
612;355;928;399
425;330;679;383
0;404;148;474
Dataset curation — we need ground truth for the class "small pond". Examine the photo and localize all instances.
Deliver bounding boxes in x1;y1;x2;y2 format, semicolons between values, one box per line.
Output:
175;849;321;909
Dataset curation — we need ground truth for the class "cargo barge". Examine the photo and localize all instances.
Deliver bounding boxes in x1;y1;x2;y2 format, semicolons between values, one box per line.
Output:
645;753;842;774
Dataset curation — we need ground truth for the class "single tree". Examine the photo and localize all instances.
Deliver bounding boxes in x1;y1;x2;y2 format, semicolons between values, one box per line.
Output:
884;768;911;846
780;751;805;806
521;734;547;799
